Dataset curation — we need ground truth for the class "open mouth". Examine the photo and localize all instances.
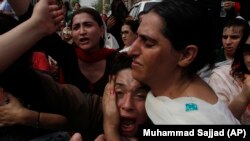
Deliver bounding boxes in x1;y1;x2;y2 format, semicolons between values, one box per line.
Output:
120;117;137;136
79;37;89;44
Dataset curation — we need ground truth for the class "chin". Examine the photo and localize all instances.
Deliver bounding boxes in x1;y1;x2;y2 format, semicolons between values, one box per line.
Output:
132;70;144;81
121;131;137;137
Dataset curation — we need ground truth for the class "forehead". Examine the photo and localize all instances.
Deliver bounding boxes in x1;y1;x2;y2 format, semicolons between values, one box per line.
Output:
223;26;243;35
122;25;132;31
115;69;142;87
72;13;95;24
138;12;164;37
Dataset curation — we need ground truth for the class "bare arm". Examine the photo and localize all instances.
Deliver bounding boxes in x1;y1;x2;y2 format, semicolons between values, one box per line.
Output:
7;0;31;16
0;0;63;73
0;93;68;130
229;74;250;119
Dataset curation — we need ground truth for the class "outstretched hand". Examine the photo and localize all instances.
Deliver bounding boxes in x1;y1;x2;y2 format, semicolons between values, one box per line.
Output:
31;0;64;35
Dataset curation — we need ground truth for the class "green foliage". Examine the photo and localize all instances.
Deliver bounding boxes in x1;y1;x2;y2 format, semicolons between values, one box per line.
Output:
92;0;111;14
71;0;79;7
92;0;102;13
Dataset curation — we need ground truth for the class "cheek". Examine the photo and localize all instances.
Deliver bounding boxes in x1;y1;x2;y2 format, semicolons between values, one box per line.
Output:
244;55;250;64
71;31;78;39
135;103;147;124
117;99;123;108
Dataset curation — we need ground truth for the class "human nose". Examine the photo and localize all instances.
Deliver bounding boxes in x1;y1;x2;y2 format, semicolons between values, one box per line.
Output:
79;26;87;34
121;94;134;111
128;38;140;56
122;33;126;38
226;38;231;44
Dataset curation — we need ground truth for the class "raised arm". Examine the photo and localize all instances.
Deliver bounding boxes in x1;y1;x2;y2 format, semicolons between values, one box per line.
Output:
0;0;63;73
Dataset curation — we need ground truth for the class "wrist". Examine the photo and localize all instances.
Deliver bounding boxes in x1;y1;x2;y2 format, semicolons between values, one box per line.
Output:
36;112;40;129
20;109;40;128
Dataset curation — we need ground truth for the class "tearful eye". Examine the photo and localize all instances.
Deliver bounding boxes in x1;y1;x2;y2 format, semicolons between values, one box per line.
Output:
116;91;124;98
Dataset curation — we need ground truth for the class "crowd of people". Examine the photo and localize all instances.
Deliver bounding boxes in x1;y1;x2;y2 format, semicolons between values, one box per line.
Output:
0;0;250;141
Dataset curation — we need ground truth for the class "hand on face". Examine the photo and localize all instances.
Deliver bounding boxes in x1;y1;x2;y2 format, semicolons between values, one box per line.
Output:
102;75;120;130
31;0;64;35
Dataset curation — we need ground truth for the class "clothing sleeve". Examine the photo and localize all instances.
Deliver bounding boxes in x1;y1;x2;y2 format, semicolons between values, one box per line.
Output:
32;52;50;72
208;72;231;105
36;71;103;140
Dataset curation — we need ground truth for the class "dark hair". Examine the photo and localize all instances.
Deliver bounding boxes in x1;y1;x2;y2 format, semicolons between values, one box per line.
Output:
122;19;139;34
110;52;150;91
149;0;216;74
110;52;133;75
231;34;250;81
64;1;71;11
224;18;250;47
137;11;147;20
229;19;250;80
70;8;105;48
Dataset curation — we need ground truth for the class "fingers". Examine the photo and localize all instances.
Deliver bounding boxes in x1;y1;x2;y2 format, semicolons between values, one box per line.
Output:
48;0;58;5
109;75;115;95
94;134;105;141
0;88;8;106
70;133;83;141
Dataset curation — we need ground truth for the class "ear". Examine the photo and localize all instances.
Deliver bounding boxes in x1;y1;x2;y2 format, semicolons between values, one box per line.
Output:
178;45;198;67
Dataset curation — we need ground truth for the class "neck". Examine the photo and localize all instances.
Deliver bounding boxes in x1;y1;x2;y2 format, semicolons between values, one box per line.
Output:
150;73;196;98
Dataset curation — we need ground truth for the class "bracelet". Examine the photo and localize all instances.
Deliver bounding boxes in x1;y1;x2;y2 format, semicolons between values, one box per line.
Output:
36;112;40;129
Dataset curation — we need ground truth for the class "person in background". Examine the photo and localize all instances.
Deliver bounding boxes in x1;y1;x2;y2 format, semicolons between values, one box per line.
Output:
221;0;250;21
219;0;250;48
209;32;250;124
208;19;250;103
72;1;81;12
54;8;117;96
119;19;139;53
217;18;250;63
11;4;118;96
103;14;120;50
63;1;72;24
107;0;128;49
137;11;146;23
198;18;250;82
127;0;239;124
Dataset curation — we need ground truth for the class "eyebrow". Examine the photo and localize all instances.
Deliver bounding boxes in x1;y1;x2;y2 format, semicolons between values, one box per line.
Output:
115;83;124;87
115;82;148;91
139;33;157;43
72;20;94;26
